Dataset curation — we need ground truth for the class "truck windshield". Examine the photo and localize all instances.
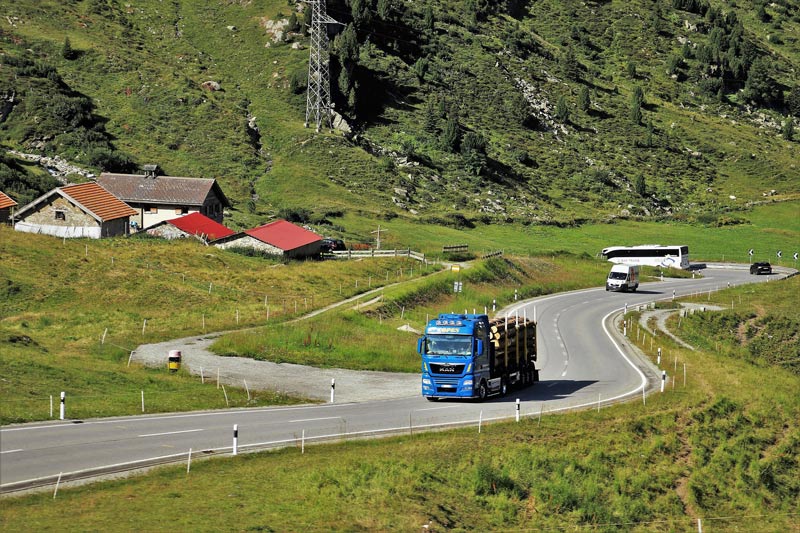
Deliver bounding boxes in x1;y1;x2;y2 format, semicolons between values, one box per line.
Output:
608;272;628;280
425;335;472;356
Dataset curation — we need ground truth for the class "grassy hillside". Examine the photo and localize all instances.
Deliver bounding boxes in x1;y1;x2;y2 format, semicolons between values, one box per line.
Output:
1;0;798;237
2;276;797;530
0;225;425;423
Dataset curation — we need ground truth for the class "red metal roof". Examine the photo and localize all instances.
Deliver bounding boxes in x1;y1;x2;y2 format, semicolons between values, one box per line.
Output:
245;219;322;251
167;212;235;241
0;191;17;209
60;183;137;221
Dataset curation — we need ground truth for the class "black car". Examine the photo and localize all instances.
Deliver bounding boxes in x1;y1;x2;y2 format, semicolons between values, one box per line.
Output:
750;262;772;275
321;238;346;253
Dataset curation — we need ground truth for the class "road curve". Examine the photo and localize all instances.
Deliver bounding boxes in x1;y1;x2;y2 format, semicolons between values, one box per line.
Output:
1;265;790;493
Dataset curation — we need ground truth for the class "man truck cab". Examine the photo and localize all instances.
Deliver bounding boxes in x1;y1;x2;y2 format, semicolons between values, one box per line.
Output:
606;264;639;292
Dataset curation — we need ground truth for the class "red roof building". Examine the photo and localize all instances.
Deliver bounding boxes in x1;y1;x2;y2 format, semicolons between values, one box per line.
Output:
214;219;323;258
144;212;235;243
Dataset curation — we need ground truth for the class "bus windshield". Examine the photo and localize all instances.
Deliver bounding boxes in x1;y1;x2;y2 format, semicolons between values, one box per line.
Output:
425;334;473;356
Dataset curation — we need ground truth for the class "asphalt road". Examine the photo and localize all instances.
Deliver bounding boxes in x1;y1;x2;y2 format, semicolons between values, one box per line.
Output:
0;265;788;492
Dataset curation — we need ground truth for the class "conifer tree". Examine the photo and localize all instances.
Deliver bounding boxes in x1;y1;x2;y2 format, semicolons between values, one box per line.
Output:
578;86;590;113
556;96;570;123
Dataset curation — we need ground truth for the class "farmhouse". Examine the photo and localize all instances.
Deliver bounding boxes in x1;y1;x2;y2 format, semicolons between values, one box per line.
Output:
214;219;323;259
145;212;235;244
0;191;17;224
14;182;137;239
96;167;230;229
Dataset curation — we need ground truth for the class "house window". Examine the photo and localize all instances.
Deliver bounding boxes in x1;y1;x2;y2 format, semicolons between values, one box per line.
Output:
175;208;188;215
54;210;66;221
144;206;157;213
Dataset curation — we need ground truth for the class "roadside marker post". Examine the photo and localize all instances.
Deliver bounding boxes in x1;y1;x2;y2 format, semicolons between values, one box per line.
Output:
657;347;662;366
141;390;145;413
59;391;65;420
330;378;335;403
187;448;192;473
516;399;520;422
661;371;666;393
50;395;53;418
232;424;238;456
53;472;62;499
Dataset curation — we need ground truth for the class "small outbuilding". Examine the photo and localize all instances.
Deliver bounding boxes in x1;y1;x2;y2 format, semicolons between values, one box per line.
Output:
0;191;18;224
14;182;137;239
144;212;235;244
214;219;323;259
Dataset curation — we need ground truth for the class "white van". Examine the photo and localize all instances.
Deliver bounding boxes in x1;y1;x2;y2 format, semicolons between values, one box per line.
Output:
606;264;639;292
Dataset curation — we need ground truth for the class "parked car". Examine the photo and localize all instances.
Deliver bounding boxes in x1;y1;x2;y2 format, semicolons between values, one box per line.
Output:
321;238;346;253
750;262;772;275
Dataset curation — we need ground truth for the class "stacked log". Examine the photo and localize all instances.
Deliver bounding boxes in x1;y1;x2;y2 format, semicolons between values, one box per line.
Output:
488;316;537;369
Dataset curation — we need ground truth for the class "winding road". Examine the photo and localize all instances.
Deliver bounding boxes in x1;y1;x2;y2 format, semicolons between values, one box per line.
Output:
0;265;790;493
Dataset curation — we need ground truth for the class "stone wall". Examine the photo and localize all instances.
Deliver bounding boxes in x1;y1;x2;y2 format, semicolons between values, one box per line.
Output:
214;234;284;256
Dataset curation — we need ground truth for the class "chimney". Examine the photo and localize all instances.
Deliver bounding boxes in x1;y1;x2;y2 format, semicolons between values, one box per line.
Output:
142;164;160;178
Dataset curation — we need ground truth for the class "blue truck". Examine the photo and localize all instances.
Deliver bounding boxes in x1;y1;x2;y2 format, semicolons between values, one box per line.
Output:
418;313;538;401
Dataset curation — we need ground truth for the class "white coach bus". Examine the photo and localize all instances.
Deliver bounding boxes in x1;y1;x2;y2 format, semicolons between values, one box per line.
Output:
601;244;690;269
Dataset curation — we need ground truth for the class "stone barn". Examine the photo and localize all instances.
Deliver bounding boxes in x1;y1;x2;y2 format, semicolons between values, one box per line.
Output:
214;219;323;259
14;183;137;239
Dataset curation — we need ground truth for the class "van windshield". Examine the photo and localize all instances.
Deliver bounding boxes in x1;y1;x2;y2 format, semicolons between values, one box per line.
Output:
609;272;628;280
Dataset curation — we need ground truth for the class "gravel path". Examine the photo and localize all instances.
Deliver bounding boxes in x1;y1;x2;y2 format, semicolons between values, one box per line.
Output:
131;332;420;403
131;284;423;404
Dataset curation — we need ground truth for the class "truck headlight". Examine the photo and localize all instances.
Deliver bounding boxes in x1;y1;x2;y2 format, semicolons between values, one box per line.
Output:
462;379;473;387
422;378;431;385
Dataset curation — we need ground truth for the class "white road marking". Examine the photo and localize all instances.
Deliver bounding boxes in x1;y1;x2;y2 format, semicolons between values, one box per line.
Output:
1;449;23;454
289;416;341;423
416;406;459;412
138;429;204;438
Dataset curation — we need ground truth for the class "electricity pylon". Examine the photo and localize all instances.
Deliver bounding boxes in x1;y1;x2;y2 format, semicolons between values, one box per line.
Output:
305;0;339;132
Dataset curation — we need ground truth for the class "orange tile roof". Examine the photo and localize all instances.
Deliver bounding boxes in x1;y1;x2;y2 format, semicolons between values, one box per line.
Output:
0;191;17;209
60;183;137;222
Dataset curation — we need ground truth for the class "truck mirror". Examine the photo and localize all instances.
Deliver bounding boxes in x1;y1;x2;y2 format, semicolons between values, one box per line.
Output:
417;337;425;354
475;339;483;355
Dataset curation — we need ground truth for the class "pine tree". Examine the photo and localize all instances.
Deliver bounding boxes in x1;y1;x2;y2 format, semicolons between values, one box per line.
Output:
287;12;299;32
440;116;460;152
645;119;655;147
634;174;646;197
423;101;438;134
62;36;76;60
423;6;435;33
556;96;570;123
461;132;487;175
560;47;580;80
630;101;642;125
787;85;800;118
783;117;794;141
578;86;590;113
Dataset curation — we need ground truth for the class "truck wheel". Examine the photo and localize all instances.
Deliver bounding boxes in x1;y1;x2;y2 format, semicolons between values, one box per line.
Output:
478;382;488;401
500;377;508;397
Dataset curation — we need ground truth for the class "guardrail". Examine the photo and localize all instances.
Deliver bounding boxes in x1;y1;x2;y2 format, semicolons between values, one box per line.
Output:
329;249;426;262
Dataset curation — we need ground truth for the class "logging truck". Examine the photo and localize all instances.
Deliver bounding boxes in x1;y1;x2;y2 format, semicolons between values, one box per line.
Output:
418;313;539;401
